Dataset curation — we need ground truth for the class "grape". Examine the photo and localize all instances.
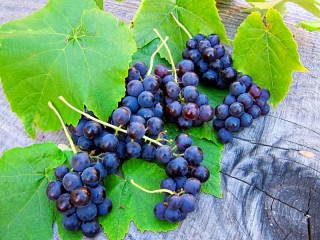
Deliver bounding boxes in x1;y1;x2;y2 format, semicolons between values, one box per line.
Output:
195;59;209;74
81;221;100;238
247;105;261;119
126;67;140;81
146;117;164;135
229;102;244;117
212;118;225;131
130;115;146;125
154;202;167;220
184;178;201;195
112;107;131;125
221;67;238;84
165;157;189;177
195;93;209;106
187;49;201;63
202;47;216;61
77;136;93;152
127;122;146;140
54;165;69;181
97;197;113;216
100;152;119;174
69;118;87;136
237;93;253;109
215;104;229;120
160;178;176;191
90;185;106;204
201;69;218;86
207;34;220;46
261;103;270;115
225;116;241;132
81;167;101;187
76;203;97;222
152;102;164;118
240;113;253;127
167;195;182;210
137;108;155;120
255;97;267;109
46;181;65;201
143;75;160;93
92;162;107;178
116;141;127;160
218;128;233;144
180;194;196;213
194;33;205;42
260;89;270;100
70;186;92;208
186;38;197;49
165;81;181;98
154;64;168;78
133;61;147;77
182;103;199;120
215;75;228;89
83;121;102;139
230;81;246;96
182;72;199;87
220;53;233;68
238;75;253;89
100;133;118;152
174;176;188;192
121;96;139;113
213;44;225;59
209;59;223;71
182;86;199;102
126;80;144;97
191;165;210;183
56;193;75;215
62;213;81;231
165;208;182;222
155;145;173;164
198;39;211;53
165;101;182;119
163;74;174;85
177;116;192;130
248;84;262;98
141;144;156;161
199;104;214;121
182;49;189;59
126;141;141;158
184;146;203;166
177;60;194;76
138;91;154;108
62;172;82;192
175;133;192;151
223;94;236;106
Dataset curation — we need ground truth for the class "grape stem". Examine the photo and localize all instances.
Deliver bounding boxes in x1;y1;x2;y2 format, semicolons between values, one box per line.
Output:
170;12;192;39
147;36;169;76
48;101;77;154
130;179;175;195
58;96;163;147
153;28;178;83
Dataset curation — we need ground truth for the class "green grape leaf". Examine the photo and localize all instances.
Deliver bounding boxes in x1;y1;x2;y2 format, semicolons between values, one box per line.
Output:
94;0;104;10
0;0;136;137
0;142;67;240
233;8;307;107
166;127;222;197
101;159;178;240
297;19;320;31
132;0;227;63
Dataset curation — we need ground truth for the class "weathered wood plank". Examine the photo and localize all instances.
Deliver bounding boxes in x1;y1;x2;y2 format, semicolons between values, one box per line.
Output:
0;0;319;240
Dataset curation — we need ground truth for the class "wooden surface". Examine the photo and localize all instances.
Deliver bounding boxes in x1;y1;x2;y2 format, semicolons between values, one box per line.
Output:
0;0;320;239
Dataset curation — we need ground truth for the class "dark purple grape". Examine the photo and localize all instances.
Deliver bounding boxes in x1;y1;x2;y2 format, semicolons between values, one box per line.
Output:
165;157;189;177
165;101;182;119
249;84;262;98
221;67;238;85
218;128;233;143
223;94;237;106
195;93;209;106
46;181;65;201
77;136;93;151
165;81;181;98
182;86;199;102
237;93;253;109
76;203;97;222
191;165;210;183
161;178;176;191
174;176;188;191
165;209;182;222
201;69;218;86
121;96;139;113
152;102;164;118
184;178;201;195
186;39;197;49
212;118;225;131
225;116;241;132
143;75;160;93
137;108;155;120
83;121;102;139
261;103;270;115
238;75;253;89
90;185;106;204
126;80;144;97
163;74;174;85
213;44;225;58
100;152;119;174
260;89;270;100
62;172;82;192
126;141;141;158
126;67;140;81
116;141;127;160
92;162;107;178
155;145;173;164
177;116;192;130
62;213;81;231
127;122;146;140
207;34;220;46
54;165;69;181
194;33;205;42
130;114;146;125
229;102;244;117
187;49;201;63
56;193;75;214
240;113;253;127
154;202;167;220
100;133;119;152
198;39;211;53
215;104;229;120
199;105;214;122
195;59;209;74
230;81;246;97
97;197;113;216
182;72;199;87
70;186;92;208
167;195;182;210
142;144;156;161
209;59;223;71
220;53;233;68
138;91;154;108
203;47;216;61
180;193;196;213
215;75;228;89
175;133;192;151
112;107;131;125
177;60;194;77
255;97;267;109
133;61;147;77
154;64;168;78
182;103;199;120
182;48;189;59
184;146;203;165
247;105;261;119
81;220;100;238
146;117;164;135
81;167;101;187
68;118;87;136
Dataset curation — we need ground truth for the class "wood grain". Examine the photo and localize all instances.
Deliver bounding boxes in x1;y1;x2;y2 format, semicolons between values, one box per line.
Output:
0;0;320;240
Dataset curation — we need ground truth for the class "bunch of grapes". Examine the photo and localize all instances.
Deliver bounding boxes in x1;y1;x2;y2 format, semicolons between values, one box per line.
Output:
46;152;113;238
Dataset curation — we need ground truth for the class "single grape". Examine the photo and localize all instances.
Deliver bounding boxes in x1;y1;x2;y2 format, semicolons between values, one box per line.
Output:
46;181;65;201
126;141;141;158
127;122;146;140
56;193;75;215
62;213;81;231
186;38;197;49
154;202;167;220
163;74;174;85
165;101;182;119
240;113;253;127
167;195;182;210
141;144;156;161
177;60;194;76
83;121;102;139
209;59;223;71
194;33;205;42
121;96;139;113
220;53;233;68
54;165;69;181
165;81;181;98
68;118;87;136
218;128;233;143
100;133;119;152
165;208;182;222
195;93;209;106
182;48;189;59
237;93;253;109
133;61;147;77
223;94;237;106
146;117;164;135
180;193;196;213
195;59;209;74
221;67;238;85
126;67;140;81
152;102;164;118
229;102;244;117
261;103;270;115
212;118;225;131
100;152;119;174
165;157;189;177
207;34;220;46
182;86;199;102
215;104;230;120
62;172;82;192
81;221;100;238
138;91;154;108
116;141;127;160
143;75;160;94
260;89;270;100
198;39;211;53
215;75;228;89
184;178;201;195
76;203;97;222
184;146;203;166
225;116;241;132
154;64;169;78
177;116;192;130
199;105;214;122
81;167;101;187
155;145;173;164
70;186;92;208
137;108;155;120
112;107;131;125
182;72;199;87
97;197;113;216
126;80;144;97
203;47;217;62
174;176;188;192
90;185;106;204
213;44;225;59
187;49;201;63
77;136;93;152
182;103;200;120
247;105;261;119
230;81;246;97
175;133;192;151
92;162;107;178
160;178;176;191
249;84;262;98
130;114;146;125
255;97;267;109
191;165;210;183
238;75;253;89
201;69;218;87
